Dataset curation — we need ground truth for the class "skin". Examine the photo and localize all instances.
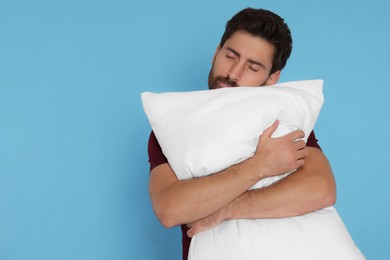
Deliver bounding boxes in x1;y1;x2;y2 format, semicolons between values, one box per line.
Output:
149;30;336;237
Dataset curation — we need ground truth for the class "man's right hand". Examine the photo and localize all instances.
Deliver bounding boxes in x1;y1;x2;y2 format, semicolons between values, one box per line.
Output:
249;120;308;179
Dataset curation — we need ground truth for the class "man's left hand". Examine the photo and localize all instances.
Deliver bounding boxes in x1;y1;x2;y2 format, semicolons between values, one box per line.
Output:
186;206;229;238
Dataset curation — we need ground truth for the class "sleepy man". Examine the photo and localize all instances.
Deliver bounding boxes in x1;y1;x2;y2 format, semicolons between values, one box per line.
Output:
147;8;339;260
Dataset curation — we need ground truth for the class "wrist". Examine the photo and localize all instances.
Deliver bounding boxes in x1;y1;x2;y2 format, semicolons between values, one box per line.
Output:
246;155;274;180
222;202;234;221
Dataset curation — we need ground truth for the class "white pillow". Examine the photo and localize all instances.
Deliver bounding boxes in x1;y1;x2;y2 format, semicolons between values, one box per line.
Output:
141;80;365;260
142;80;323;189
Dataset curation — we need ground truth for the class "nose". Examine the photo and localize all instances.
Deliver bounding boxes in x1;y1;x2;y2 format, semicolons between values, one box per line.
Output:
227;62;244;82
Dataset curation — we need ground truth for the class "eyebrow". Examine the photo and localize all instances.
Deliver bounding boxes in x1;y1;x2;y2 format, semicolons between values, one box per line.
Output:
226;47;266;70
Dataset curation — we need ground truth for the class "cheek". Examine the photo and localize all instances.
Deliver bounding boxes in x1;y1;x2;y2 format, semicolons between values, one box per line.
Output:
213;56;230;76
240;73;268;86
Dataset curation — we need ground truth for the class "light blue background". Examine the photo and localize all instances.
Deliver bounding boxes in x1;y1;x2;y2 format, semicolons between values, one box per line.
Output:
1;0;389;259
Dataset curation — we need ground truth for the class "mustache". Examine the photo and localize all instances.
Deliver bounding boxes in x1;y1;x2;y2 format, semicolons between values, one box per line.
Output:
214;76;238;87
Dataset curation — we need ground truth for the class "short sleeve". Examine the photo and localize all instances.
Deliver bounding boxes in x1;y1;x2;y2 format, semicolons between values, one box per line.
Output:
148;131;168;172
306;131;322;151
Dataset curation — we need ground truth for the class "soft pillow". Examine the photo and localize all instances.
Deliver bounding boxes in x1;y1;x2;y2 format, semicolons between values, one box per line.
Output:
141;80;365;260
142;80;323;189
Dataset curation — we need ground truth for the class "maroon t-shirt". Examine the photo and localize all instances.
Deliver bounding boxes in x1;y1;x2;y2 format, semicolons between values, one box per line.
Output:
147;130;321;260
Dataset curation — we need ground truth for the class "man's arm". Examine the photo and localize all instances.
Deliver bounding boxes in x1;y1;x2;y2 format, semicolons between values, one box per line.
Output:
149;121;309;228
186;147;336;237
228;147;336;219
149;161;258;228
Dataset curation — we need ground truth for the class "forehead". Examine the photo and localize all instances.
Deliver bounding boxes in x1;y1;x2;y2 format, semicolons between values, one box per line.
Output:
221;31;275;67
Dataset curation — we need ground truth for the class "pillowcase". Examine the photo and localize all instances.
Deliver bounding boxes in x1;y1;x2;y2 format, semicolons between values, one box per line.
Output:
141;80;365;260
142;80;323;188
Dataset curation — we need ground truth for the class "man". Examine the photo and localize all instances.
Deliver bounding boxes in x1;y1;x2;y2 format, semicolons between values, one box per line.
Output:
148;8;336;260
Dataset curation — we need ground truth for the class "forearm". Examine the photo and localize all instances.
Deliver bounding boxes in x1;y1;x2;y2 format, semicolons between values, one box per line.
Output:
187;155;336;238
149;158;264;228
225;147;336;220
150;125;313;228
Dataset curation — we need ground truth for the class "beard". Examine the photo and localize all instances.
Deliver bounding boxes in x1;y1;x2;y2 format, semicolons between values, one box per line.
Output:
208;67;238;90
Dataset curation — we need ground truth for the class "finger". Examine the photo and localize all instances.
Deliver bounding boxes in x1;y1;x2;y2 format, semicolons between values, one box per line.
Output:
297;158;305;168
187;228;194;238
288;129;305;141
262;120;279;138
187;225;203;238
296;148;308;160
294;140;307;150
292;159;305;170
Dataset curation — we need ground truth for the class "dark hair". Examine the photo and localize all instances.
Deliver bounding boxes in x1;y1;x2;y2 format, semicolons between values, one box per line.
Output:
219;8;293;74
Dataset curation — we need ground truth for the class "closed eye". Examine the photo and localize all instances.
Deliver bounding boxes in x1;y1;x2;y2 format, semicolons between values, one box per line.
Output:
226;54;235;59
248;64;260;72
225;49;238;60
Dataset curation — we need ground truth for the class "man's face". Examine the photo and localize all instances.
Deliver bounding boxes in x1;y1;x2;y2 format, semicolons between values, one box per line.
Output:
208;30;280;89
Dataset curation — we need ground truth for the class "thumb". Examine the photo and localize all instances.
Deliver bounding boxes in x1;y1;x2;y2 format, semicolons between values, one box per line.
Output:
187;228;194;238
187;227;198;238
262;120;279;138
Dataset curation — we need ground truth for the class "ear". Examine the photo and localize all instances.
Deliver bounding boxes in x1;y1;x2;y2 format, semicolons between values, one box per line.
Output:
265;70;281;85
212;45;221;64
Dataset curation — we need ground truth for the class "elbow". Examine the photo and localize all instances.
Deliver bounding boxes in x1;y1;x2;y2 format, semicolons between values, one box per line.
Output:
153;202;181;228
157;212;177;229
323;189;336;207
321;175;337;208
